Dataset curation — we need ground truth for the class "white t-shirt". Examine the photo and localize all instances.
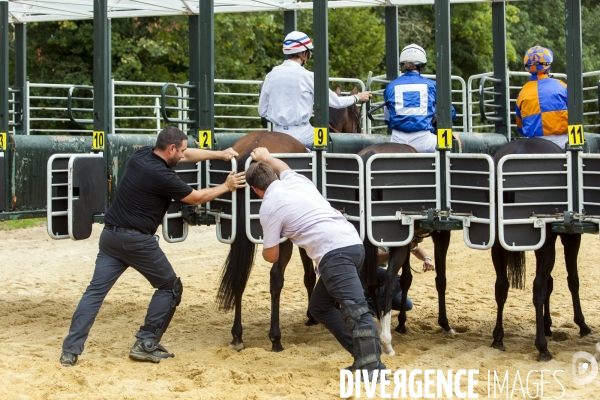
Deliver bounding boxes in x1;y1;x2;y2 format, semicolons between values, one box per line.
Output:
258;60;356;147
260;170;362;273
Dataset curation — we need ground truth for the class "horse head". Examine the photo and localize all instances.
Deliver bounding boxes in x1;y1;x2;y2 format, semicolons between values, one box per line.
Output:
329;86;362;134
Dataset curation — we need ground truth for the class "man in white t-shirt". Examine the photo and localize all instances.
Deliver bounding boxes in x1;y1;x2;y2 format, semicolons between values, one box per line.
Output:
246;147;385;376
258;31;371;148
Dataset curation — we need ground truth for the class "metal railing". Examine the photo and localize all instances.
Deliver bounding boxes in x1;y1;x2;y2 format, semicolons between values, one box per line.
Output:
469;70;600;135
8;88;21;130
367;73;467;134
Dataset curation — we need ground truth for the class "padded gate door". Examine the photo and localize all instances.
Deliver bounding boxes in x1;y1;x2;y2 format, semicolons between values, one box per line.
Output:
47;154;80;239
497;153;571;251
578;153;600;228
68;154;104;240
245;153;316;244
207;158;237;244
322;153;364;240
366;153;439;247
161;161;202;243
447;153;495;250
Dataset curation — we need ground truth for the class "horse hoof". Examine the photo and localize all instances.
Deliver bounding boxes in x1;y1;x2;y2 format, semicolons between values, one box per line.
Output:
229;341;245;352
538;351;553;362
491;341;505;352
305;318;319;327
271;343;284;352
545;330;553;338
382;342;395;356
580;327;593;337
394;325;407;334
442;328;456;336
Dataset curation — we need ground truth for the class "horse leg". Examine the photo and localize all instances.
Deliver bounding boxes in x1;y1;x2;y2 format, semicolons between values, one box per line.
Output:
432;230;454;334
560;233;593;337
543;275;554;337
491;241;509;351
268;239;294;352
299;247;318;326
394;247;412;335
378;247;406;356
230;295;245;351
533;230;557;361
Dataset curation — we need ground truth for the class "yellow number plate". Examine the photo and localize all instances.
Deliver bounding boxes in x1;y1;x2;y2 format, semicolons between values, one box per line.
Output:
199;130;212;149
92;131;105;150
437;128;452;150
568;125;584;146
314;127;328;147
0;133;6;151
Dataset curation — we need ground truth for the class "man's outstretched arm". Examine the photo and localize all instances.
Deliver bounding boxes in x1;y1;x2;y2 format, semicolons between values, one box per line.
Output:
250;147;291;175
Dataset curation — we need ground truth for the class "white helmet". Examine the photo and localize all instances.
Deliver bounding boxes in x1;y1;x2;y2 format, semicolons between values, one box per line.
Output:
399;43;427;65
283;31;314;55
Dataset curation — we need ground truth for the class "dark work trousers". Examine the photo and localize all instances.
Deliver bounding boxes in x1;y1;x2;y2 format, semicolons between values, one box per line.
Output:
308;244;376;354
62;227;177;355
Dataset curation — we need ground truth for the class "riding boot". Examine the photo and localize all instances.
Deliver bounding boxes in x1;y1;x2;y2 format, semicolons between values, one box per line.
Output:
129;338;174;363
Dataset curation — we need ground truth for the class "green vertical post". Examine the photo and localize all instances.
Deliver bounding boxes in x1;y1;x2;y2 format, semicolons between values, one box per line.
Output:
189;15;201;140
0;0;8;135
313;0;328;193
435;0;451;209
385;6;399;81
565;0;583;212
385;6;399;136
284;11;297;35
492;2;509;139
94;0;112;211
14;23;26;135
199;0;214;141
313;0;329;130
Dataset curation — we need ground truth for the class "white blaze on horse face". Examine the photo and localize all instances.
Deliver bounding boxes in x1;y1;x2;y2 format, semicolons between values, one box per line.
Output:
380;312;395;356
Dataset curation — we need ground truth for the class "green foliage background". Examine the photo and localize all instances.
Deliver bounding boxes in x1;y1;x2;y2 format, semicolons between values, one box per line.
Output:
6;1;600;132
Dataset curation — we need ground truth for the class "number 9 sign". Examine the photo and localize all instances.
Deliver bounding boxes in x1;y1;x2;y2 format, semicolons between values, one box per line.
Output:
314;127;328;147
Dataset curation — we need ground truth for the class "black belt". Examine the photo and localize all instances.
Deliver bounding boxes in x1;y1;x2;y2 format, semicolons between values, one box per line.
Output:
105;225;143;234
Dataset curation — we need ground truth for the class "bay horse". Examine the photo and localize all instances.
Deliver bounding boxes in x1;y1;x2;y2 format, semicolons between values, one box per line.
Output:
357;143;454;356
490;138;593;361
217;95;363;352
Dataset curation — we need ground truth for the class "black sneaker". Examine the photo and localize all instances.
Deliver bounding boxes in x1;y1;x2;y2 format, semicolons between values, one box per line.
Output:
60;351;78;367
129;338;174;363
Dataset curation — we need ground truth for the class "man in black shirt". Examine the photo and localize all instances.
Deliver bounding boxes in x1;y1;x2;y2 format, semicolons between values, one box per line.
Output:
60;126;246;366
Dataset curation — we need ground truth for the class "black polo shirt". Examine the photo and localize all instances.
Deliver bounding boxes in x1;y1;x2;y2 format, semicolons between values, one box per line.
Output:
104;147;193;235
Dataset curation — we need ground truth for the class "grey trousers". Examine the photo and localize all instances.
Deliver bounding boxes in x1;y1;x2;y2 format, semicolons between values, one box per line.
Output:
62;227;178;355
308;244;377;354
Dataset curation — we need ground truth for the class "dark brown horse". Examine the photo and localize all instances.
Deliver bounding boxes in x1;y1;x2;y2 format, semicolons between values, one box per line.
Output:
217;97;362;352
490;138;592;361
357;142;454;355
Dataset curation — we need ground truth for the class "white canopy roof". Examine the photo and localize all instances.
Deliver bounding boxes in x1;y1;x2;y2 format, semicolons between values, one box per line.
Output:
5;0;511;23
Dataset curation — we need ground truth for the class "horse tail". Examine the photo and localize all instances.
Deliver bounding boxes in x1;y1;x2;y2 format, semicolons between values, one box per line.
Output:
362;239;381;319
507;250;526;290
216;165;257;311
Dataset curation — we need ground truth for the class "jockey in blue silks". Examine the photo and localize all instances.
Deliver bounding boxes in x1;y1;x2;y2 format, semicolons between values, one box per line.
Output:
383;44;456;153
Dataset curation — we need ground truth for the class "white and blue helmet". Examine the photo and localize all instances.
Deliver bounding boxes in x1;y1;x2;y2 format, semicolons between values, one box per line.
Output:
283;31;314;55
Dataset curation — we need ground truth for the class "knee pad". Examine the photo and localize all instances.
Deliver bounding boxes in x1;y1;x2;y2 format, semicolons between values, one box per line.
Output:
340;300;369;332
352;327;382;369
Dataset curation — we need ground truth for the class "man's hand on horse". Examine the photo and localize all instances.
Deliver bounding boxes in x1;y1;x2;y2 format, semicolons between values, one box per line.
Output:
221;147;239;161
250;147;271;162
225;171;247;191
355;91;372;103
423;257;435;273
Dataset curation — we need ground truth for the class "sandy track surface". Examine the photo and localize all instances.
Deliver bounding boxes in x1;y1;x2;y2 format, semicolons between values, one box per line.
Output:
1;224;600;399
